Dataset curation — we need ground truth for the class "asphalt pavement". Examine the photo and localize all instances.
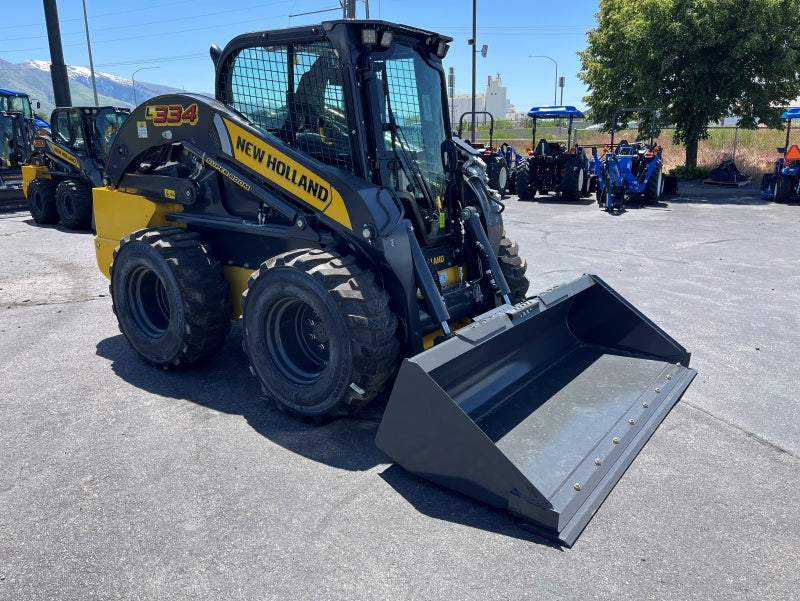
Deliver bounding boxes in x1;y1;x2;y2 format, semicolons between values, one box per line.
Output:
1;180;798;600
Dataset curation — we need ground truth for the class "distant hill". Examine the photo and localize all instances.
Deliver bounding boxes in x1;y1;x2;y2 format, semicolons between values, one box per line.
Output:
0;59;184;117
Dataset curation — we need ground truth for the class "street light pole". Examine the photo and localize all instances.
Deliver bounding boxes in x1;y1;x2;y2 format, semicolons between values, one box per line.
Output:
131;66;159;106
528;55;558;106
82;0;98;106
470;0;477;143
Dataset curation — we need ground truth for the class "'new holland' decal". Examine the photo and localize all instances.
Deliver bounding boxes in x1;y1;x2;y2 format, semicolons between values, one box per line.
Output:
51;143;81;169
222;118;352;230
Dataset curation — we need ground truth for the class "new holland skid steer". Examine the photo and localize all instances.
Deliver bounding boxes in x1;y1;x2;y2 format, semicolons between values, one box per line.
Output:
93;20;696;546
23;105;129;229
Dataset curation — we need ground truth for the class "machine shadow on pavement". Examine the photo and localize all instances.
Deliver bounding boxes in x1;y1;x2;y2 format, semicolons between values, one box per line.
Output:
21;216;91;235
512;196;596;206
378;463;566;549
95;325;388;473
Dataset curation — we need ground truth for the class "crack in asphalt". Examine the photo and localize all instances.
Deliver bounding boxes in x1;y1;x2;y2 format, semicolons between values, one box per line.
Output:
681;401;799;460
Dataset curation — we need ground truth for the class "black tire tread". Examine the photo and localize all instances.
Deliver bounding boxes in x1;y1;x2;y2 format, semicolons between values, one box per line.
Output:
27;179;59;224
644;163;663;203
111;227;231;369
774;173;792;202
498;236;529;302
55;179;93;229
515;159;533;200
561;157;583;201
242;248;399;418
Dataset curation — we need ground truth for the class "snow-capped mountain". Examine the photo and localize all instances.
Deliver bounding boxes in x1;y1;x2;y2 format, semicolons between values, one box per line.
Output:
1;59;183;116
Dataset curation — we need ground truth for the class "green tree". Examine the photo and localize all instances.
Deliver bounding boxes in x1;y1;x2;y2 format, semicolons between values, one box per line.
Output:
578;0;800;167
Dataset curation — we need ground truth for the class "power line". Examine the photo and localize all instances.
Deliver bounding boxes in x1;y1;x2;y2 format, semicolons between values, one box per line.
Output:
4;1;292;43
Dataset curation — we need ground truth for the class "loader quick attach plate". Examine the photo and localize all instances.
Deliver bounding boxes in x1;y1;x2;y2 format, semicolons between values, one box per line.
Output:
375;274;696;546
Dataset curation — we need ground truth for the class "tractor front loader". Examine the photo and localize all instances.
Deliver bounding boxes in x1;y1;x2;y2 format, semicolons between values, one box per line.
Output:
455;111;509;195
93;20;695;546
23;106;129;229
760;107;800;202
592;107;664;212
1;88;38;202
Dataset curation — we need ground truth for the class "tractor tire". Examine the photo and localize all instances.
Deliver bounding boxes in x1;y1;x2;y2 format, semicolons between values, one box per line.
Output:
486;156;508;195
241;248;400;419
110;227;231;369
773;173;793;202
515;159;533;200
56;180;93;230
27;179;58;224
507;170;517;194
644;164;664;203
498;236;529;303
561;158;585;201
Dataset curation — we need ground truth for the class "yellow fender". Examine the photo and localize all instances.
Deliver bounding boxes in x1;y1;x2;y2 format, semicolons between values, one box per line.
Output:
21;164;49;197
92;187;253;318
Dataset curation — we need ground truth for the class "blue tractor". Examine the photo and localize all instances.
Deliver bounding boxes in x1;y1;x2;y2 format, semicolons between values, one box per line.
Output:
760;107;800;202
455;111;510;195
0;88;39;201
515;105;593;201
592;107;664;212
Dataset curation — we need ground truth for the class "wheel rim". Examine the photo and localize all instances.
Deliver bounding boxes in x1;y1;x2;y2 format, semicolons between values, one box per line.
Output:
61;192;74;220
127;266;171;338
577;169;584;194
265;298;328;385
498;166;508;189
32;190;44;214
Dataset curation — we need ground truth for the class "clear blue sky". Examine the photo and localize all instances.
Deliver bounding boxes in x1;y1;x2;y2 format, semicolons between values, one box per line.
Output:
3;0;599;110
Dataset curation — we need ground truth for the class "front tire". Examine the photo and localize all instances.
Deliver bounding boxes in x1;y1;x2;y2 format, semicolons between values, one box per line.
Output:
56;180;93;230
110;227;231;368
498;237;529;302
241;248;400;419
27;179;58;224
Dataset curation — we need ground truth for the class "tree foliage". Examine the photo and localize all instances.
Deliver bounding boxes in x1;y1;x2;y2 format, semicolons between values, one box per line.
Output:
578;0;800;166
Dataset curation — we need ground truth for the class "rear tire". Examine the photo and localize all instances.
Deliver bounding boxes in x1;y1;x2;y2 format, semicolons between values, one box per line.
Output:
561;158;584;201
110;227;231;369
27;179;58;224
515;159;533;200
241;248;400;419
486;156;508;195
56;180;93;230
644;164;664;203
773;173;792;202
498;237;529;302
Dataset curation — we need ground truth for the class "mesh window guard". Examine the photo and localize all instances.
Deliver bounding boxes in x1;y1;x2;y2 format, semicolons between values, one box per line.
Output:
224;42;354;173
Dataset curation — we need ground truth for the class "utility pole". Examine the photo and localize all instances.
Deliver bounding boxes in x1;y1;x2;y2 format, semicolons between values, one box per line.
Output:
448;67;455;130
43;0;72;107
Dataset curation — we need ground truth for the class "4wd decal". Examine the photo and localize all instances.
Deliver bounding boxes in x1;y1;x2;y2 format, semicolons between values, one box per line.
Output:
145;103;199;127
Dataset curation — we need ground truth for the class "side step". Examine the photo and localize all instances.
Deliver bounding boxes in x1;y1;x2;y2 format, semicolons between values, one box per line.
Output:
375;274;696;546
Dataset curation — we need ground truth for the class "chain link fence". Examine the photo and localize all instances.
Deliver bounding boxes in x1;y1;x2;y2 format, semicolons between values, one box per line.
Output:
463;123;789;179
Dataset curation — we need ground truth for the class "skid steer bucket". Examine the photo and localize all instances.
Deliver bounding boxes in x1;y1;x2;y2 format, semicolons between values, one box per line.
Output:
375;274;696;546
